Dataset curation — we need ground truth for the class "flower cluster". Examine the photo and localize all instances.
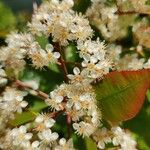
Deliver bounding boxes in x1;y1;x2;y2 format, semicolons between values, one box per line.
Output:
0;87;28;136
87;0;150;71
0;32;61;72
1;0;150;149
112;127;137;150
29;0;93;46
92;126;136;150
86;0;137;41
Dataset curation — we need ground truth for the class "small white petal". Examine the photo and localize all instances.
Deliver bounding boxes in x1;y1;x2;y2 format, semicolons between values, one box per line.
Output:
90;56;98;64
19;126;27;133
0;69;7;77
53;52;60;59
83;54;90;62
20;101;28;108
66;101;73;108
72;123;79;130
25;133;33;140
67;74;74;80
43;129;52;137
46;44;54;52
112;137;119;146
98;141;105;149
74;102;81;110
32;141;40;148
64;0;74;7
45;119;55;128
104;137;112;143
0;78;8;86
73;67;80;75
16;95;23;102
50;132;59;140
59;138;66;146
79;95;86;101
55;96;63;103
82;61;88;67
35;115;44;123
51;0;59;5
22;141;30;148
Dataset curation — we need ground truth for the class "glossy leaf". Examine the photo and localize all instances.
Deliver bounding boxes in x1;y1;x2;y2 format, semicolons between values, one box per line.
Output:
93;69;150;124
10;112;36;126
85;137;97;150
10;100;47;126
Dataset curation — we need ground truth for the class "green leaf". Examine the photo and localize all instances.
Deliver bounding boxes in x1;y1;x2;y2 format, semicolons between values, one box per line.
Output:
124;103;150;149
146;90;150;102
29;100;48;112
35;35;49;49
85;137;97;150
10;111;36;126
0;2;16;37
93;69;150;124
65;43;78;62
73;134;86;150
10;100;47;126
48;63;60;73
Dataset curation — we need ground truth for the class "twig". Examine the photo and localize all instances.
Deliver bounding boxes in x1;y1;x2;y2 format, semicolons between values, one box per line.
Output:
66;61;82;67
49;110;65;118
67;114;72;139
54;43;69;83
15;80;49;99
116;10;139;15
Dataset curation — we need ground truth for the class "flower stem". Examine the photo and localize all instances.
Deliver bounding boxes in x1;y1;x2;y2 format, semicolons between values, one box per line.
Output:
15;80;49;99
54;43;69;83
67;114;72;139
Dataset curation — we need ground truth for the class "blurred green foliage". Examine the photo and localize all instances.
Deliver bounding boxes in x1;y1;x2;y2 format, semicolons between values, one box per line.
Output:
0;2;16;37
0;1;31;42
145;0;150;5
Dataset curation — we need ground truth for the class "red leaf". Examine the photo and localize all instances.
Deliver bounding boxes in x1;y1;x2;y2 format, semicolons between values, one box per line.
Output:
93;69;150;124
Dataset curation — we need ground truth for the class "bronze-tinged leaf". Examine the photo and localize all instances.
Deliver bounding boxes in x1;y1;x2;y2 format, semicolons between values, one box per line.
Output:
93;69;150;124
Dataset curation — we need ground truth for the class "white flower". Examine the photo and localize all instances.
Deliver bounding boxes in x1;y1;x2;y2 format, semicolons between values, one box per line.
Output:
38;129;59;144
117;54;145;71
35;114;56;131
46;44;54;52
54;138;75;150
67;67;86;83
98;141;105;149
112;127;137;150
31;141;40;149
64;0;74;7
86;0;122;41
0;32;33;73
92;127;112;149
10;126;33;148
73;121;95;137
45;84;67;110
77;39;111;79
0;87;28;113
29;0;93;45
28;42;60;69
